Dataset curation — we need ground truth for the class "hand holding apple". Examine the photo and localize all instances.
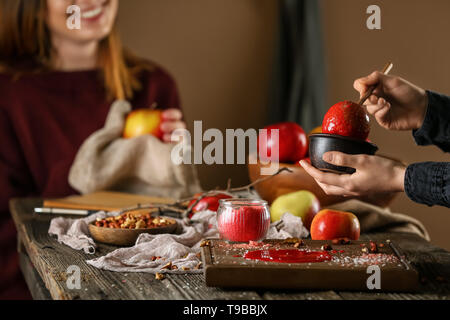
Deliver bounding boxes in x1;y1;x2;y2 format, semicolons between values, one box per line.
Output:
353;71;428;131
123;107;185;143
300;152;406;197
310;209;360;240
160;108;186;143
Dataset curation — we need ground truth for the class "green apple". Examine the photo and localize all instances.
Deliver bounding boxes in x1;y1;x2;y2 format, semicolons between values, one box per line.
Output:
270;190;320;230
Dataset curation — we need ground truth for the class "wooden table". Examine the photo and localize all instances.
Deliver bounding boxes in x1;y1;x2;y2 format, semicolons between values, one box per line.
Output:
11;198;450;300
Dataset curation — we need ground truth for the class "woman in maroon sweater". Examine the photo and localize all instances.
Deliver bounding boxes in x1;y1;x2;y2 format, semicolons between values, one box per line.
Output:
0;0;185;299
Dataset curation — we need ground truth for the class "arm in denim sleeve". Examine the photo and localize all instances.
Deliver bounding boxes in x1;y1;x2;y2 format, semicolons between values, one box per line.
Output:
404;162;450;208
412;90;450;152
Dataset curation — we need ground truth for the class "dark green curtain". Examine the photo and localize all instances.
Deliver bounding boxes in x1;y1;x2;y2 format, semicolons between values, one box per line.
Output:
269;0;327;132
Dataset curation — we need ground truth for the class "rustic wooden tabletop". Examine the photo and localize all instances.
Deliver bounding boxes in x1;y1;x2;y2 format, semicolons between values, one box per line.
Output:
10;198;450;300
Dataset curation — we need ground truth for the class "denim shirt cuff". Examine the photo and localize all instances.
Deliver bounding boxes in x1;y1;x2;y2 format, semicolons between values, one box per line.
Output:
405;162;449;207
412;90;435;146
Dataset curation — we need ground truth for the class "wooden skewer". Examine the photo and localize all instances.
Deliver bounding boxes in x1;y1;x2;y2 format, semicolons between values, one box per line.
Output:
358;62;394;105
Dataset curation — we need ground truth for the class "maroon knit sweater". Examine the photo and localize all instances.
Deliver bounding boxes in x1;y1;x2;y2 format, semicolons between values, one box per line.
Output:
0;66;180;299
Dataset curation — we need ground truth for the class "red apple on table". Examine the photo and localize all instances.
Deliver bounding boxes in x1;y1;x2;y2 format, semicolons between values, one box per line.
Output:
123;109;163;140
258;122;308;163
188;192;233;218
322;101;370;140
310;209;360;240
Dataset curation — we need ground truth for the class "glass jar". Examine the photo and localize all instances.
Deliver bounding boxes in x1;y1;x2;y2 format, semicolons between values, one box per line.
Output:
216;199;271;242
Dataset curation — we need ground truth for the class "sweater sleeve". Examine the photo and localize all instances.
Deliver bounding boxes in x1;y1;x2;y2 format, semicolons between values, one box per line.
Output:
0;107;35;292
0;108;34;208
412;90;450;152
404;162;450;208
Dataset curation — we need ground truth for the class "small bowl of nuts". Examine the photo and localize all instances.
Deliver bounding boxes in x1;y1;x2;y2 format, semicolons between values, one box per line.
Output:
88;209;178;246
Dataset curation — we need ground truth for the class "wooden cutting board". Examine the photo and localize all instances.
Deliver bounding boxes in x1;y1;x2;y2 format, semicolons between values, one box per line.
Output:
201;238;419;291
43;191;175;212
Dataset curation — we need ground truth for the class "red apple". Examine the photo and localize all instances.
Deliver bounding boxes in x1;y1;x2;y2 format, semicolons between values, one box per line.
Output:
310;209;360;240
322;101;370;140
258;122;308;163
188;193;233;218
123;109;163;140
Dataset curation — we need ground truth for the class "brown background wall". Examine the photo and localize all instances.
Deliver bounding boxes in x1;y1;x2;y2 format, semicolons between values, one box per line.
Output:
320;0;450;250
118;0;279;191
118;0;450;250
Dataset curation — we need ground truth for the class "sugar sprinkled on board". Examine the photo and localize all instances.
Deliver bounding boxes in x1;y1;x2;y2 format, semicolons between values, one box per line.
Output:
332;253;400;267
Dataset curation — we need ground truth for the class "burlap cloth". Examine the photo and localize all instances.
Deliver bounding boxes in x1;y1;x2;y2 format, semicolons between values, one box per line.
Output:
68;100;201;199
329;200;429;240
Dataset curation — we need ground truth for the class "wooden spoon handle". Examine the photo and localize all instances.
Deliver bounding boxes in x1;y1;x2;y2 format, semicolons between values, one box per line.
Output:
358;62;394;105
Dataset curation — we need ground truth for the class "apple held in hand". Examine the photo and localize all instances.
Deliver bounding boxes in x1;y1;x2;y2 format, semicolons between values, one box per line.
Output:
310;209;360;240
270;190;320;230
123;109;163;140
258;122;308;163
322;101;370;140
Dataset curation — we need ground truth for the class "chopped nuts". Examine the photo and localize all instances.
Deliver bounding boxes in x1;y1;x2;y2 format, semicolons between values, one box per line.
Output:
135;220;146;229
293;240;303;248
361;247;369;253
200;240;211;247
181;266;190;271
161;262;172;270
155;273;165;280
321;244;332;251
332;238;351;245
171;265;178;270
93;211;174;229
283;238;301;244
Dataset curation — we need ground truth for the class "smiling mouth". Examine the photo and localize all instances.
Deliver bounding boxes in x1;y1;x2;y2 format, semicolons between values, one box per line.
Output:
81;6;104;19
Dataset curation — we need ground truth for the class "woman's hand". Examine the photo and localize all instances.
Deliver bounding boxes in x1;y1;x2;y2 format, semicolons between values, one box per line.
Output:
354;72;428;131
300;152;406;197
160;109;186;143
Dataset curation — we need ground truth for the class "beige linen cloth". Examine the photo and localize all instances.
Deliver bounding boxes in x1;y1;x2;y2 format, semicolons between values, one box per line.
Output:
48;199;428;274
48;210;309;274
68;100;201;199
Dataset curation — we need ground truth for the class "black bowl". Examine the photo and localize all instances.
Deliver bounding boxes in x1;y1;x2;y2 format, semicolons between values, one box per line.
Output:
309;133;378;174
